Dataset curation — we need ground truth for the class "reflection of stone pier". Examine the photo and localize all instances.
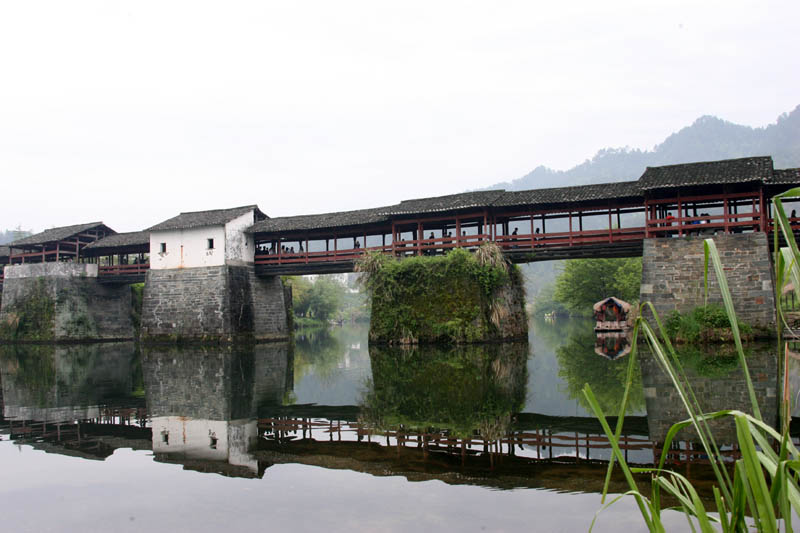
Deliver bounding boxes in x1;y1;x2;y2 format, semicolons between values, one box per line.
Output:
640;344;778;444
0;342;140;422
142;343;292;477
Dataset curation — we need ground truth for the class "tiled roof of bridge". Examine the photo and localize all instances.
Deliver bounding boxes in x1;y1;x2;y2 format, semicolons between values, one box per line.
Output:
380;190;507;216
149;205;266;232
770;168;800;185
248;207;389;234
493;181;642;207
639;156;774;190
83;231;151;254
8;222;114;247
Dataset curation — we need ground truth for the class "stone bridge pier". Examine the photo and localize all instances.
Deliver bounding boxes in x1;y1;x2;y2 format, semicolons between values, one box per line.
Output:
0;263;134;342
139;266;291;343
639;232;776;333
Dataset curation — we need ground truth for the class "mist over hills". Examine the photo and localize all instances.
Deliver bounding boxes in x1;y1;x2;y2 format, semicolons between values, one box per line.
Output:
489;105;800;192
498;104;800;306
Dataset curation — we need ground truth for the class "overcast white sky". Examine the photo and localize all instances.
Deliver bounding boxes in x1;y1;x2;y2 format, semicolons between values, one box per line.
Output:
1;0;798;233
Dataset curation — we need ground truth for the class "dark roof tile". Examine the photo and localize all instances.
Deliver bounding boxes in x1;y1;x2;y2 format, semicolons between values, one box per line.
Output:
770;168;800;185
8;222;114;247
249;207;389;235
0;246;9;260
82;231;150;255
493;181;641;207
148;205;266;232
639;156;774;191
380;190;506;216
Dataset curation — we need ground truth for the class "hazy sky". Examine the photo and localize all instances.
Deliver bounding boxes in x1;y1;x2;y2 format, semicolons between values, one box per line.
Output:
1;1;798;233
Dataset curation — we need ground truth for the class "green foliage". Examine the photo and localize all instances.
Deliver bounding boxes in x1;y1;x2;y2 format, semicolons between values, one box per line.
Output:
664;304;754;343
357;246;519;344
361;343;527;438
553;257;641;316
0;278;55;341
130;283;144;336
285;276;344;324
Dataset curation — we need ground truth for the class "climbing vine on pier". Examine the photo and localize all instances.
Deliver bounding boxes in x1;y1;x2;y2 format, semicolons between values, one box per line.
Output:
0;278;56;342
357;244;525;344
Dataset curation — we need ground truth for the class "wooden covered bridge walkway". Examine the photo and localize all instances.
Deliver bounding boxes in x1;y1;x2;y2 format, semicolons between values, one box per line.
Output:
2;156;799;283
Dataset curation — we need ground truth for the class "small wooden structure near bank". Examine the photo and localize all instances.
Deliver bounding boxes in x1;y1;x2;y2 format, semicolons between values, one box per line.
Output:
593;296;632;332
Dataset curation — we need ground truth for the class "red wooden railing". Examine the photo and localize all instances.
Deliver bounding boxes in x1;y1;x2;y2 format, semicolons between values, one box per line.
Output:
98;263;150;276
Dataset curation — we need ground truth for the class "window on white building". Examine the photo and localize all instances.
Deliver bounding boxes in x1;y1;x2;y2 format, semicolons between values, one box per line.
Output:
207;238;215;250
159;243;167;254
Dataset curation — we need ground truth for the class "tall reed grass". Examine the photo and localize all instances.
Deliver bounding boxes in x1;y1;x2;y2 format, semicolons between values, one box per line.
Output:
586;189;800;532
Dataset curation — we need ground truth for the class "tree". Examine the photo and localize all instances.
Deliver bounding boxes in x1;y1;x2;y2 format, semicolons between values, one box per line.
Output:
285;276;313;317
305;278;341;321
553;257;641;316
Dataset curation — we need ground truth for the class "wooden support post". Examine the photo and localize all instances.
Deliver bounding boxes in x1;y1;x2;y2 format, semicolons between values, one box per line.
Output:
759;186;768;232
568;213;573;246
677;193;683;236
723;195;731;234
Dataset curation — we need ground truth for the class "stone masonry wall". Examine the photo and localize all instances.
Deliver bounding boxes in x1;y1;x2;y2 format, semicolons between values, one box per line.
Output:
640;233;775;331
0;263;133;341
250;272;290;341
140;265;289;343
141;266;230;342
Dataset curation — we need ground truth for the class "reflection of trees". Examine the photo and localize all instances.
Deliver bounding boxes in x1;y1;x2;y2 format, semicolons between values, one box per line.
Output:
673;345;746;378
361;343;528;438
556;330;644;415
531;317;594;352
293;327;345;384
293;325;368;385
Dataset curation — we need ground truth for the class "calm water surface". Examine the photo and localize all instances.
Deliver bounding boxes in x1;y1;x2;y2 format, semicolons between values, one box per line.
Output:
0;318;781;532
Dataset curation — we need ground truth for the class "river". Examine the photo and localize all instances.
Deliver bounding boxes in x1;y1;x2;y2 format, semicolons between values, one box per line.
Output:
0;318;784;532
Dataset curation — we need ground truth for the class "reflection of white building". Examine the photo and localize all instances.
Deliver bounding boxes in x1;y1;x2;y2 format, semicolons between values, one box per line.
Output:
152;416;260;476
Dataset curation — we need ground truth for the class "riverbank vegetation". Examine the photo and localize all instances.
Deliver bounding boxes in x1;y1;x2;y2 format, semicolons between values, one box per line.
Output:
664;304;754;344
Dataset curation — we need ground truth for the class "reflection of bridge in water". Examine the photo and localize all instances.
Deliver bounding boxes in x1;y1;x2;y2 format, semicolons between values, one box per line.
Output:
0;338;789;490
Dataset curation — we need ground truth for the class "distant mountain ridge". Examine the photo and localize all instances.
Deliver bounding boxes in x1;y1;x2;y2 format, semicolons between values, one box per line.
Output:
489;105;800;191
